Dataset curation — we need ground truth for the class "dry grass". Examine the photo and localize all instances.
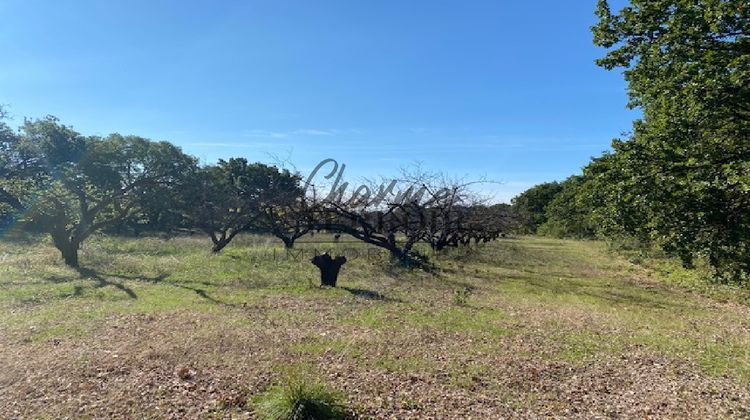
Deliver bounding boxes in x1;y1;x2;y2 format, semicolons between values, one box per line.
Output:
1;234;749;418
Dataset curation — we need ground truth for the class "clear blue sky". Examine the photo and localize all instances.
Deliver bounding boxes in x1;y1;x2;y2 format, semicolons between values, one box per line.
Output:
0;0;636;202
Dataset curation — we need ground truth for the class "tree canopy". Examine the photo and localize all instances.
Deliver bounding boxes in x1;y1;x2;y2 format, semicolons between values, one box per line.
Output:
510;182;563;234
1;114;196;266
516;0;750;282
182;158;304;252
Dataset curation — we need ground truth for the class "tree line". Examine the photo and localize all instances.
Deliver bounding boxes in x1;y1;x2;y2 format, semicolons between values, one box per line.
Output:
512;0;750;283
0;112;511;268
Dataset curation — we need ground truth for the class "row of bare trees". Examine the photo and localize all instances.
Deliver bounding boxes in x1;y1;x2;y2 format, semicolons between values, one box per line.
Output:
292;167;509;266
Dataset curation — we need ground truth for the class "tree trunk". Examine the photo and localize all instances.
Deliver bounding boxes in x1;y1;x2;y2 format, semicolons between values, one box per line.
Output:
62;246;79;267
311;253;347;287
282;237;295;249
50;229;81;268
210;229;243;253
388;246;409;263
57;240;80;268
211;238;231;253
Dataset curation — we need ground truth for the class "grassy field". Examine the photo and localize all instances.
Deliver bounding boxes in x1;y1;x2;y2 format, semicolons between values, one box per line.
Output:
1;234;749;418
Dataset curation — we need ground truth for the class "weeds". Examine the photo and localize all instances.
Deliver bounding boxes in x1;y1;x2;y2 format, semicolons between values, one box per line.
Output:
452;286;472;306
253;373;348;420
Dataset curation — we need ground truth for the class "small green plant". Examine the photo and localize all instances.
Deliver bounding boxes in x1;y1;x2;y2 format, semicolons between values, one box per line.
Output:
452;286;472;306
253;374;347;420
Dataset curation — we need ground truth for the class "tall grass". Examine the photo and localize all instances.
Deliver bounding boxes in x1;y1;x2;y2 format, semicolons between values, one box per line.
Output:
253;374;348;420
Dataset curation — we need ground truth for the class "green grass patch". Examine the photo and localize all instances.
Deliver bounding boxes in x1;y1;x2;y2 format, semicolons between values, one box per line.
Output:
253;373;348;420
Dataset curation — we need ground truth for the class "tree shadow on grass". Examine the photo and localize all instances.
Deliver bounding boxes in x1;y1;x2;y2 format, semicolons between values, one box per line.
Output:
47;266;403;309
75;267;138;299
40;267;247;308
98;271;243;308
108;272;220;289
340;286;402;302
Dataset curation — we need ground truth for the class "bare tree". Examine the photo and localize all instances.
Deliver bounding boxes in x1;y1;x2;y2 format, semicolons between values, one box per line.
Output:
308;165;507;267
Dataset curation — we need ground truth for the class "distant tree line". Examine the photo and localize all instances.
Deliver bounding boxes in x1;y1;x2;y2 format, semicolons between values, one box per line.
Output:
512;0;750;283
0;112;511;268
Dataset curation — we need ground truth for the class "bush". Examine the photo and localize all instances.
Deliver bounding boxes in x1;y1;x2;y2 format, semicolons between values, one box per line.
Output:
253;374;347;420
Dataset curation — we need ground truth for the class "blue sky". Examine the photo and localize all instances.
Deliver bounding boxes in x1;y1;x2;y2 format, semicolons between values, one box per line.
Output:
0;0;636;202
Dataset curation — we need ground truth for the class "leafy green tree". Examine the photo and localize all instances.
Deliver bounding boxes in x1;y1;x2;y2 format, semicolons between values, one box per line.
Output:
511;181;563;233
1;116;196;267
573;148;651;243
538;176;597;239
107;179;189;236
0;108;25;225
592;0;750;281
254;177;314;249
183;158;302;252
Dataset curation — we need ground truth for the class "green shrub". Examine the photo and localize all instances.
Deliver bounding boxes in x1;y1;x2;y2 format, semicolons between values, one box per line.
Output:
253;374;347;420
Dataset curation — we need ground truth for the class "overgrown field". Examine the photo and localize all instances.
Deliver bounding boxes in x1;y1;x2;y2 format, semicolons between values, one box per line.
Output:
1;235;749;418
